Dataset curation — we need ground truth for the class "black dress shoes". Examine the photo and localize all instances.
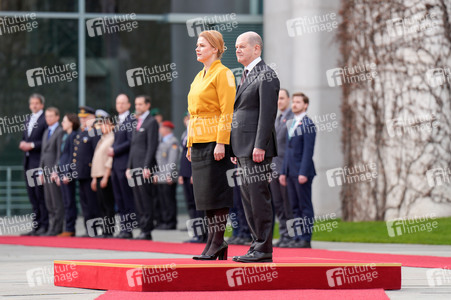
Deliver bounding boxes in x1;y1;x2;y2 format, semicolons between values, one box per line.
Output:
293;240;311;248
116;231;133;239
232;250;272;263
23;227;47;236
278;239;296;248
21;230;37;236
136;232;152;240
275;237;292;247
34;227;48;236
43;231;59;236
193;241;228;260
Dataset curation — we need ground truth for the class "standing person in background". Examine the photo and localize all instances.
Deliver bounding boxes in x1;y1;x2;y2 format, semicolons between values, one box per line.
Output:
150;108;163;125
271;89;294;247
57;113;80;237
126;95;159;240
108;94;136;239
230;32;279;263
187;30;235;260
279;93;316;248
179;113;206;243
90;114;116;238
73;106;101;237
20;93;48;236
154;121;180;230
228;182;252;245
39;107;64;236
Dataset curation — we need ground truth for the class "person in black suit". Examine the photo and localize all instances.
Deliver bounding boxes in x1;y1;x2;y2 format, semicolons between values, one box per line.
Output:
228;180;252;245
279;93;317;248
39;107;64;236
57;113;80;237
230;32;279;263
73;106;102;236
20;93;48;236
271;89;294;247
108;94;136;239
126;95;159;240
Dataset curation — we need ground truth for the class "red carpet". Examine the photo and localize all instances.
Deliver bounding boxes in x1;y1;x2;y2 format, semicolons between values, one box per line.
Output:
95;289;390;300
54;258;400;291
1;235;449;268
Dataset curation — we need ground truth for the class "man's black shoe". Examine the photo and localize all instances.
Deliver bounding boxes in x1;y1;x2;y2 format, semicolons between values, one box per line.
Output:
116;232;133;239
136;232;152;240
232;249;255;261
293;240;311;248
278;239;296;248
34;227;48;236
233;250;272;263
21;230;37;236
43;231;59;236
275;237;291;247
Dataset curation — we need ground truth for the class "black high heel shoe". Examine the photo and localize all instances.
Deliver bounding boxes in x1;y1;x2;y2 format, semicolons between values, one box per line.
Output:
193;241;228;260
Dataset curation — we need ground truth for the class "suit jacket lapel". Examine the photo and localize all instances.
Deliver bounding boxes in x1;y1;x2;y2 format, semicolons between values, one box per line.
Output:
235;60;266;101
43;128;49;147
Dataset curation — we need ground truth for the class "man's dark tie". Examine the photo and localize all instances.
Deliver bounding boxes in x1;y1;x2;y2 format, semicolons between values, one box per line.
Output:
47;129;52;140
238;69;249;89
277;114;283;127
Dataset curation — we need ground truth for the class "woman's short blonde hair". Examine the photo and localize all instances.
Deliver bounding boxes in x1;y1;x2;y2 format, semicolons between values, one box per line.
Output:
199;30;227;59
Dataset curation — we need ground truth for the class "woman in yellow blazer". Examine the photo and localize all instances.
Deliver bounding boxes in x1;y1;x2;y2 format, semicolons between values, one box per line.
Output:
187;30;235;260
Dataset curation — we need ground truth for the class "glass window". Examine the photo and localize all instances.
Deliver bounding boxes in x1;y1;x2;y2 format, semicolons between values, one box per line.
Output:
0;18;78;165
0;0;77;12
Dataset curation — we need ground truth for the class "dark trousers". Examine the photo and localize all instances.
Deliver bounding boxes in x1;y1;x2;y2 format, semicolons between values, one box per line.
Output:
95;177;116;235
230;184;251;238
43;177;64;234
157;183;177;228
270;174;293;240
78;178;101;231
24;169;48;231
60;180;77;233
111;168;135;232
131;181;155;233
286;176;314;241
236;157;274;253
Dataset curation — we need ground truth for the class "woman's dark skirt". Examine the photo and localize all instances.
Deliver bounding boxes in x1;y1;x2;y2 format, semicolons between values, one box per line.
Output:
191;142;233;210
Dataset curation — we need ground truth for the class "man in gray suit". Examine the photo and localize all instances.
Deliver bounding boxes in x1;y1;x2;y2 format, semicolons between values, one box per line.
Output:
231;32;280;263
271;89;294;247
39;107;64;236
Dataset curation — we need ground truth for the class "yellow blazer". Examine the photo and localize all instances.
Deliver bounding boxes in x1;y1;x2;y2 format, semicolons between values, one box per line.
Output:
187;60;236;147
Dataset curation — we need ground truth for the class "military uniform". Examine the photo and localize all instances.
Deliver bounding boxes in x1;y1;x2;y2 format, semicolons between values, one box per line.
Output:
74;107;101;233
155;133;180;229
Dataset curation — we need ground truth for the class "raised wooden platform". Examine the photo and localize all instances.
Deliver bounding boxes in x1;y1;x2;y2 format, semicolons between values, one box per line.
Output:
54;258;401;291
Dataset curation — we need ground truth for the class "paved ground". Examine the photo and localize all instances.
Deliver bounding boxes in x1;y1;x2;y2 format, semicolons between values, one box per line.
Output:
0;216;450;299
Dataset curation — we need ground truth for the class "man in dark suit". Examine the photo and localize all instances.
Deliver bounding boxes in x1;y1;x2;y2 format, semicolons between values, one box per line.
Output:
73;106;101;236
230;32;279;263
39;107;64;236
126;95;159;240
108;94;136;239
279;93;316;248
20;93;48;236
271;89;294;247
